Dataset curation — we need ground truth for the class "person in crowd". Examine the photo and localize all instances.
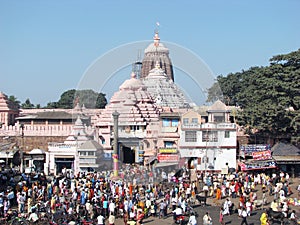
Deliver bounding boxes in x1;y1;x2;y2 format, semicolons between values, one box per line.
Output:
203;211;212;225
28;208;39;224
188;212;197;225
108;212;116;225
260;209;268;225
219;207;225;225
223;198;232;215
97;213;105;225
240;207;249;225
173;205;183;222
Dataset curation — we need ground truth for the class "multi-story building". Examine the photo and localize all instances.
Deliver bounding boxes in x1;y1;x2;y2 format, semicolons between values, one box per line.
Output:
180;100;237;173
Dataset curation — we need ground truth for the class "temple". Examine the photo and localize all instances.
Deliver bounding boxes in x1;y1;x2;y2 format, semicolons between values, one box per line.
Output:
143;61;191;108
141;32;174;81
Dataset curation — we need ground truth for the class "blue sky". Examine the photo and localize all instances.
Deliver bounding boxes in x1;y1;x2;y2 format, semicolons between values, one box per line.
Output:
0;0;299;106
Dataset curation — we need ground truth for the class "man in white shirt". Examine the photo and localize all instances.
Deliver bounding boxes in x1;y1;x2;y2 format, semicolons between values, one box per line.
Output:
241;208;248;225
188;212;197;225
109;200;116;215
28;209;39;223
97;214;105;225
203;212;212;225
173;206;183;222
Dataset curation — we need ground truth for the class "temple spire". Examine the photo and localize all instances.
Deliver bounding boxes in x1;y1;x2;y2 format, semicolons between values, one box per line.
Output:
153;31;160;47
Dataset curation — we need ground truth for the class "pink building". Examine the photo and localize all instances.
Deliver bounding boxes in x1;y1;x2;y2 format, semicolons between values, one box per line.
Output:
0;92;19;126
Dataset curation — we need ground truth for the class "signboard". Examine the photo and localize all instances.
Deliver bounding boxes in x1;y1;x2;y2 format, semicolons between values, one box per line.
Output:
159;148;177;153
252;150;272;160
180;149;204;157
240;144;272;156
157;154;179;162
239;161;277;171
138;150;144;163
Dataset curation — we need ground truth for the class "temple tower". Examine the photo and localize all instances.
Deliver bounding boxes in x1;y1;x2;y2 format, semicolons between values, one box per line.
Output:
141;32;174;81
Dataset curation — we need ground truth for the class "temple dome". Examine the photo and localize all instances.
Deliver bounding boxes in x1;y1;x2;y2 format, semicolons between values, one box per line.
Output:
119;72;143;90
144;43;169;54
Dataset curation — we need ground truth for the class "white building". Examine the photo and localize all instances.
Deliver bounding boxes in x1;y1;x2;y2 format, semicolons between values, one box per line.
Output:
47;116;103;175
179;100;237;173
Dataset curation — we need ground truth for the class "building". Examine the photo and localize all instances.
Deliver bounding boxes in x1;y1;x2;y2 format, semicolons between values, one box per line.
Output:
142;62;191;108
0;92;19;126
141;32;174;81
179;100;237;173
271;142;300;177
47;116;103;175
95;72;161;167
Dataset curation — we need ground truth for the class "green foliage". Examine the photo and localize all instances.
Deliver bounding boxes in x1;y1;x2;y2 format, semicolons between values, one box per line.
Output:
57;89;77;109
21;98;35;109
207;49;300;144
8;95;20;109
74;89;107;109
45;89;107;109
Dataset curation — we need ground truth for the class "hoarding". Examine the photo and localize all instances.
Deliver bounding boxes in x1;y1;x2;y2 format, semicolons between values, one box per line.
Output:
157;154;179;162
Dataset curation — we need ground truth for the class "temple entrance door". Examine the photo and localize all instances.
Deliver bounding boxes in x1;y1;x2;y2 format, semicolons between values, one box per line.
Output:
122;146;135;164
55;157;74;174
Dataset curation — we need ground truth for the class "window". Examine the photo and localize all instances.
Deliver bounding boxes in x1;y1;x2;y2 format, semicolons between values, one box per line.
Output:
185;131;197;142
162;118;170;127
171;119;179;127
213;113;225;123
183;118;189;125
162;118;179;127
164;141;175;147
88;151;95;156
99;136;105;144
225;131;230;138
202;156;209;163
191;118;198;124
81;158;95;163
202;131;218;142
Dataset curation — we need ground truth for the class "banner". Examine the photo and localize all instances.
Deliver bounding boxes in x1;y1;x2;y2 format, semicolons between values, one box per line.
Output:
157;154;179;162
252;150;271;160
159;148;177;153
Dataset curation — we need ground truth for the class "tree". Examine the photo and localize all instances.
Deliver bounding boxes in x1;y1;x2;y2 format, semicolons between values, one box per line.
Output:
74;90;107;108
45;101;58;109
8;95;20;109
46;89;108;109
21;98;35;109
207;49;300;144
57;89;76;108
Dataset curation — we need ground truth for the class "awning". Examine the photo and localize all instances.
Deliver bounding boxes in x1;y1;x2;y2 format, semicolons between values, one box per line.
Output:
145;156;157;165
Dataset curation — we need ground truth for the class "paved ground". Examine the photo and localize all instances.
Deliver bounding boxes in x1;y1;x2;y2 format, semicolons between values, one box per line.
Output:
113;177;300;225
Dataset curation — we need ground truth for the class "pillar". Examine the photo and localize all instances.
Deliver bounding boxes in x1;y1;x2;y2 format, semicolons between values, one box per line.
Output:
112;111;120;178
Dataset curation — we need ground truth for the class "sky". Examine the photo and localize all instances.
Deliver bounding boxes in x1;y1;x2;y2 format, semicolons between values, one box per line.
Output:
0;0;299;106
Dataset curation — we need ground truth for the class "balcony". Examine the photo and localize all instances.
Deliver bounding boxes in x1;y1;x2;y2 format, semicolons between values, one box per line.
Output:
181;124;201;130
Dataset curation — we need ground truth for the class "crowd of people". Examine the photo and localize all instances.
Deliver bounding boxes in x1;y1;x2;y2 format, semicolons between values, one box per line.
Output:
0;164;299;225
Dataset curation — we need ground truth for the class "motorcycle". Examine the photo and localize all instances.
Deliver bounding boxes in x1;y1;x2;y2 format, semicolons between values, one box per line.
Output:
175;214;185;225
